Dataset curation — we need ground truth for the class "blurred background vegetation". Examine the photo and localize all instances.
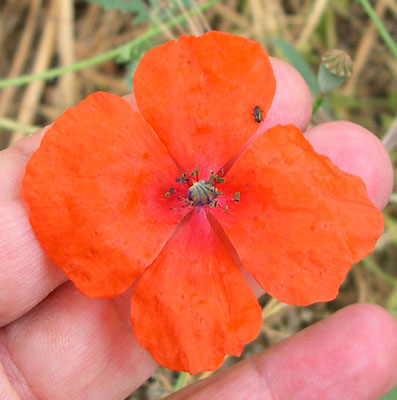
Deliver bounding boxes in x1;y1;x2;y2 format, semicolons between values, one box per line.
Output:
0;0;396;398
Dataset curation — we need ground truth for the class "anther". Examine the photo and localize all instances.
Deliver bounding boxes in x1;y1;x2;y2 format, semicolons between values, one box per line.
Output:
209;200;218;208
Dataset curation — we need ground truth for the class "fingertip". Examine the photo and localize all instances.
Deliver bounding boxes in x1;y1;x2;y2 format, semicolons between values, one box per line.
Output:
322;303;397;390
7;126;48;158
258;302;397;400
304;121;393;209
263;57;312;131
0;126;50;202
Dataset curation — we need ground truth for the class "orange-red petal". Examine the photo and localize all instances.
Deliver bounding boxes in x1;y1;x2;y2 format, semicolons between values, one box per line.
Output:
130;208;262;374
133;31;276;176
211;124;383;305
22;92;189;298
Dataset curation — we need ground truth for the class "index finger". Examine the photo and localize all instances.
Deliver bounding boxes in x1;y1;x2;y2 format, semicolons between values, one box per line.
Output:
0;126;66;327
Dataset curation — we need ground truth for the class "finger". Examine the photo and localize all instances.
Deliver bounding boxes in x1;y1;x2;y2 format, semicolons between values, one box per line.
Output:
0;96;140;327
167;304;397;400
0;363;20;400
305;121;393;209
0;127;67;327
0;58;309;326
0;126;48;201
263;57;313;131
0;283;156;399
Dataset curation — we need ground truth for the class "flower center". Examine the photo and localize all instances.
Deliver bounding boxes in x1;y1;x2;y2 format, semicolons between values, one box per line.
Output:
165;167;238;211
187;180;216;206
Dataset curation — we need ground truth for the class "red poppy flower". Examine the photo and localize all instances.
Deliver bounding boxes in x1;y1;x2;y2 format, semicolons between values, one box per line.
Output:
22;32;383;374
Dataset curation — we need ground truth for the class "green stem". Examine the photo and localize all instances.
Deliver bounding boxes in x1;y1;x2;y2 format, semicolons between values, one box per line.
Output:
0;0;220;89
173;372;189;391
0;117;39;134
312;94;324;115
357;0;397;57
389;193;397;203
361;256;396;287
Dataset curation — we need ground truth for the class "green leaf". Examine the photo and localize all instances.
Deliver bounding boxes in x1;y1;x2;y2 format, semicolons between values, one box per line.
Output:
124;61;137;90
270;37;320;96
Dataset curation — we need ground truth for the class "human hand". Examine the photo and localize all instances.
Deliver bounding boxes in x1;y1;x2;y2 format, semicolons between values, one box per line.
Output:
0;58;395;399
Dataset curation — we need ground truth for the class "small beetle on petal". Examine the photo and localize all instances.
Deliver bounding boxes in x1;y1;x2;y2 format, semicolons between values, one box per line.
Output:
253;106;262;123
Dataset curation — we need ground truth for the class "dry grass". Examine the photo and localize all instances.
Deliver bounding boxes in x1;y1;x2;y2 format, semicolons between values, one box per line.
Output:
0;1;396;399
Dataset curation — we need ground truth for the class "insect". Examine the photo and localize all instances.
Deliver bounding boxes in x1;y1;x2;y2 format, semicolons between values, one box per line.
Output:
253;106;262;123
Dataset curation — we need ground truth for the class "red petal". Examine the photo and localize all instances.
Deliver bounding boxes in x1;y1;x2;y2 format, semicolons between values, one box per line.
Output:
133;31;276;176
130;208;262;374
23;92;188;297
211;124;383;305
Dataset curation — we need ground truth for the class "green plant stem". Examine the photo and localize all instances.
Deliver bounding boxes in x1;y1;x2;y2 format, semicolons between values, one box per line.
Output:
173;372;189;391
361;256;396;287
357;0;397;57
389;193;397;203
312;94;324;114
0;117;39;134
0;0;220;89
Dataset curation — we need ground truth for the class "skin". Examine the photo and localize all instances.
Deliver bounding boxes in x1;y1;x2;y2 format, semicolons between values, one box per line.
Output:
0;58;395;399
